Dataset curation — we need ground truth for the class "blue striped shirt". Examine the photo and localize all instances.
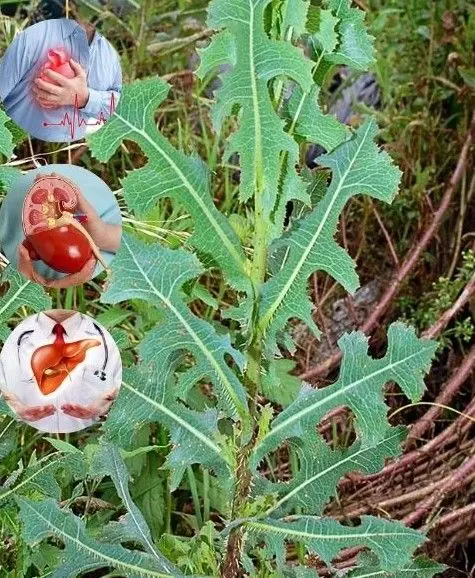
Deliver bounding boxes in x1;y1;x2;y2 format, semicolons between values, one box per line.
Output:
0;18;121;142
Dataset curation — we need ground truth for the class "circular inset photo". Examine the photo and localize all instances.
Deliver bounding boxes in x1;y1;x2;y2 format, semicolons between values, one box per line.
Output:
0;310;122;434
0;6;122;142
0;164;122;288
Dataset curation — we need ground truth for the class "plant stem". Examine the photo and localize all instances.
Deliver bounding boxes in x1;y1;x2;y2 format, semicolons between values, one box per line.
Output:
187;466;203;529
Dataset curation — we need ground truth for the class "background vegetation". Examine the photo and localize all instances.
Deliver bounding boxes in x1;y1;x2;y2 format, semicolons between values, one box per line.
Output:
0;0;474;576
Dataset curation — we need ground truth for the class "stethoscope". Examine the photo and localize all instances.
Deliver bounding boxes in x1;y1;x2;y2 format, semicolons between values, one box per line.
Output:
16;318;109;381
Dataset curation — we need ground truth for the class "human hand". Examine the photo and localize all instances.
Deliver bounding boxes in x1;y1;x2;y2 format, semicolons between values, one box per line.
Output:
18;244;96;288
61;388;118;420
2;390;56;422
33;59;89;109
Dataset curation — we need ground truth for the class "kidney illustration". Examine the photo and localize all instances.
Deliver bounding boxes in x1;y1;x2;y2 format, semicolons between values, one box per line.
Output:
39;48;75;85
22;173;107;275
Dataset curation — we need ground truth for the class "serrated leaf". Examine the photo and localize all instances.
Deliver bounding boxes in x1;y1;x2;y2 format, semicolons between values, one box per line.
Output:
103;365;232;491
87;77;249;293
281;0;310;39
0;109;14;158
257;426;406;517
101;233;247;421
312;8;339;53
259;119;402;352
0;452;83;505
204;0;314;216
0;418;17;460
0;267;52;342
261;358;301;407
287;85;349;152
17;497;180;577
91;443;176;572
325;0;376;71
244;516;424;571
348;553;446;577
0;165;21;193
252;323;436;471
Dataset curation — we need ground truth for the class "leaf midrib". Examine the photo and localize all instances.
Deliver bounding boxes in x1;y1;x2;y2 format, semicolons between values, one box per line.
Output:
122;381;230;467
246;519;414;541
20;499;174;578
111;451;171;568
122;237;245;419
114;114;247;284
0;279;31;318
265;429;402;515
259;121;373;331
0;452;62;503
257;347;423;450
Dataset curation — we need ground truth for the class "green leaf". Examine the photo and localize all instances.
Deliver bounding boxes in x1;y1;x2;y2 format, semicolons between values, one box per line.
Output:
17;497;180;577
91;443;175;572
103;364;233;491
0;419;16;460
102;233;247;421
280;0;310;39
244;516;424;571
0;109;14;158
325;0;376;71
312;8;339;53
348;553;446;577
87;77;250;293
259;119;402;352
257;426;406;517
287;85;349;152
0;452;83;505
261;358;301;407
0;267;52;343
0;166;20;193
458;67;475;89
204;0;314;215
252;323;436;476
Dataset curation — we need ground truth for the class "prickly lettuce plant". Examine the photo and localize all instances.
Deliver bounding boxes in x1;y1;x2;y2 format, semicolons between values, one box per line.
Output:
0;1;445;576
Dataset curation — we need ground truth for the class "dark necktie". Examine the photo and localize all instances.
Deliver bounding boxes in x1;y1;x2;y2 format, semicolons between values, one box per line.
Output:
52;323;65;345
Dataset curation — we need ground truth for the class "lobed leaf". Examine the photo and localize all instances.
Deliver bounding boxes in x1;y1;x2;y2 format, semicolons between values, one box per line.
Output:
91;443;175;571
202;0;314;218
0;451;83;506
256;426;407;517
87;77;249;293
244;516;424;572
103;364;233;491
259;119;402;352
102;233;247;421
0;267;52;342
325;0;376;71
348;553;446;577
252;323;437;513
0;109;13;158
17;497;180;577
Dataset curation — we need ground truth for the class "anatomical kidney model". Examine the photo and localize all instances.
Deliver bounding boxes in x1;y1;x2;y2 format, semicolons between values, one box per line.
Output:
22;173;108;275
39;48;75;86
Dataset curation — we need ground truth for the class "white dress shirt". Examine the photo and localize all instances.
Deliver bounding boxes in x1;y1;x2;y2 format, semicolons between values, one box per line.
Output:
0;312;121;433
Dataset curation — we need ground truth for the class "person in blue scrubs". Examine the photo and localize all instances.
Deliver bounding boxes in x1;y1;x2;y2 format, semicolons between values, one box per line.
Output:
0;5;122;142
0;164;122;288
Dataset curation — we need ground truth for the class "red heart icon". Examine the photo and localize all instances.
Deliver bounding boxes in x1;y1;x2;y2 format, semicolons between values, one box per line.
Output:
39;48;75;85
22;174;94;274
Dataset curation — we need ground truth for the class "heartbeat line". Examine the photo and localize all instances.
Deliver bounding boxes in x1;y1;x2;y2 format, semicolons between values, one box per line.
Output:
43;92;116;141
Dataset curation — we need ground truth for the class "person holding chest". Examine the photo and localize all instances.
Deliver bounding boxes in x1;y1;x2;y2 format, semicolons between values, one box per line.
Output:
0;0;122;142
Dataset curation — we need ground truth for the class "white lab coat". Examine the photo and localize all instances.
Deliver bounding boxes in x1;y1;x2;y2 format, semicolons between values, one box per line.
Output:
0;312;122;433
